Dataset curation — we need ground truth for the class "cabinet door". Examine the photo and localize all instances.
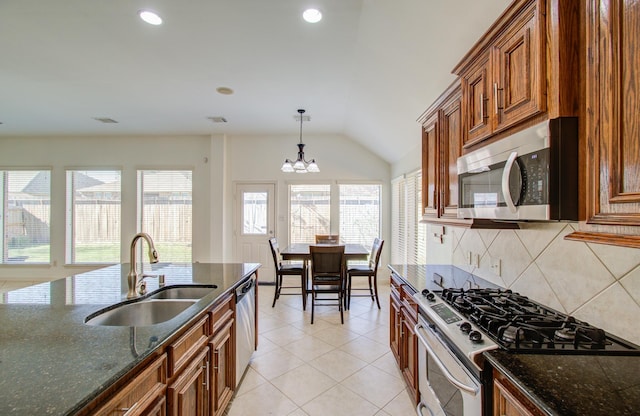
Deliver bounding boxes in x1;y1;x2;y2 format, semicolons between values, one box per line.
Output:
389;291;402;365
493;0;545;132
461;51;492;146
167;347;209;416
210;320;235;416
440;90;463;220
143;397;167;416
401;311;419;405
569;0;640;246
422;113;439;218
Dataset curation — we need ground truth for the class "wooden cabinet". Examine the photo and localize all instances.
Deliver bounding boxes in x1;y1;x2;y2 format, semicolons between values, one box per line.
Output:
389;274;402;365
420;82;464;224
493;370;545;416
400;284;419;404
454;0;546;148
167;347;210;416
565;0;640;248
389;273;419;405
419;82;518;229
92;354;167;416
208;293;235;416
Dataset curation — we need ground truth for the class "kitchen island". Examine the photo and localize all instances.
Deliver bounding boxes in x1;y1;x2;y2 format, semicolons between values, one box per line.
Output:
0;262;260;415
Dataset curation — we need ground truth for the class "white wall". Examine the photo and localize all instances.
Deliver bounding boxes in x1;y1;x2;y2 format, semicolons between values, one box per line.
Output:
0;135;212;280
0;133;391;280
225;133;392;265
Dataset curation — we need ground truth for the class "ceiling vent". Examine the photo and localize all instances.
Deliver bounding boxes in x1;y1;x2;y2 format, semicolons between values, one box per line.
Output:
93;117;118;124
207;116;228;123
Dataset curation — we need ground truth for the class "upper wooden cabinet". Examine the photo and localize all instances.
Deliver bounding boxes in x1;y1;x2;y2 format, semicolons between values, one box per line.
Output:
565;0;640;248
454;0;546;148
419;82;518;228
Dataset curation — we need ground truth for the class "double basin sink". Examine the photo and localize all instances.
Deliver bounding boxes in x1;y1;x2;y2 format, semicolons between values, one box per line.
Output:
85;286;217;327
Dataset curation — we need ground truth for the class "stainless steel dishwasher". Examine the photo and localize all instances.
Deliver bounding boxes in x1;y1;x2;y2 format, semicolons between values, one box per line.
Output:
235;275;256;386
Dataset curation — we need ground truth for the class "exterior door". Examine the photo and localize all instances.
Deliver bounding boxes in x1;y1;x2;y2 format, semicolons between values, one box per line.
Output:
234;183;276;283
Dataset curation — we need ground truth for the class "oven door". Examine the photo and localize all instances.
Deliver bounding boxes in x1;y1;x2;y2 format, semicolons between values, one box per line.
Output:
415;317;482;416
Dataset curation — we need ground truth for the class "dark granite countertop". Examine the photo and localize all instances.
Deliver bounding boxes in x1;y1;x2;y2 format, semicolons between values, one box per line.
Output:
485;350;640;416
388;264;640;416
0;262;260;416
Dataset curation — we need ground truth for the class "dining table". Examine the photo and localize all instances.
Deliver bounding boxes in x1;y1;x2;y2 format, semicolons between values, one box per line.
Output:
280;243;370;311
280;243;370;262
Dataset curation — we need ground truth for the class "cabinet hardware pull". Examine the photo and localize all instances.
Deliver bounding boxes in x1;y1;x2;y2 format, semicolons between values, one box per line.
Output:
494;83;503;115
480;93;488;120
119;402;139;416
214;350;219;371
203;361;210;391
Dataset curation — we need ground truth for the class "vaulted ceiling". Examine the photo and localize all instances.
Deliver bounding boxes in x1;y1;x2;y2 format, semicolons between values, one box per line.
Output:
0;0;510;163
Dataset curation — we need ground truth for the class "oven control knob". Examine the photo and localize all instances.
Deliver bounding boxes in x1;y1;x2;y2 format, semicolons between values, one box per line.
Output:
421;289;436;301
469;330;483;343
460;322;472;333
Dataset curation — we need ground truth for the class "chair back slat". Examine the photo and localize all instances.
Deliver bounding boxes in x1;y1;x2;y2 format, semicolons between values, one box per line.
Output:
310;245;345;277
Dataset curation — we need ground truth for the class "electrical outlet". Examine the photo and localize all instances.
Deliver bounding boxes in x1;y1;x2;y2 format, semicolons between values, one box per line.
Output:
491;257;502;276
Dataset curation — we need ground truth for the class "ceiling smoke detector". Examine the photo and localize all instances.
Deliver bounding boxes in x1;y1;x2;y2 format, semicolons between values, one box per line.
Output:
93;117;119;124
207;116;228;123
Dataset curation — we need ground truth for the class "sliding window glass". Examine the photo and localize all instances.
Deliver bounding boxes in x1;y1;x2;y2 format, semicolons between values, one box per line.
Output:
0;170;50;264
289;184;330;243
66;170;121;263
339;184;381;247
138;170;192;263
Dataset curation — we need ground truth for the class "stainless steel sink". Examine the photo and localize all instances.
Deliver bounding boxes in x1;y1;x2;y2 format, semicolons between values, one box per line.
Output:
146;286;217;300
85;299;197;326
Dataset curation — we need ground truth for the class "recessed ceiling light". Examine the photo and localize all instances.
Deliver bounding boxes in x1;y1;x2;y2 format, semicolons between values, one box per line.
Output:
138;10;163;25
303;8;322;23
216;87;234;95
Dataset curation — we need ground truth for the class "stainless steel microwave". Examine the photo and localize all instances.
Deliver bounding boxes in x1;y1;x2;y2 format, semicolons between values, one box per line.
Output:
457;118;578;221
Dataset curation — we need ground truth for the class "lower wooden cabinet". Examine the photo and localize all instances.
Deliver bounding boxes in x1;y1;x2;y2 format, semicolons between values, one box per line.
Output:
389;273;419;405
493;370;544;416
92;354;167;416
167;347;210;416
210;319;235;416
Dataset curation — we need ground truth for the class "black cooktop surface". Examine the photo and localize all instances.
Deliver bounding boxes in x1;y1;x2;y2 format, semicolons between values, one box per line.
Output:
438;288;640;355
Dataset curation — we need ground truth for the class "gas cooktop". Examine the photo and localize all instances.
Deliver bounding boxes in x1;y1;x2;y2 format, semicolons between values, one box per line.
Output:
437;287;640;355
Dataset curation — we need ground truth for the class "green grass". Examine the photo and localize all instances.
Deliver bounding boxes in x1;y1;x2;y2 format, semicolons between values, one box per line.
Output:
6;243;192;263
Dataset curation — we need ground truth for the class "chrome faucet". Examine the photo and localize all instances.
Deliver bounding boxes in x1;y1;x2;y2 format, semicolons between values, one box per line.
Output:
127;232;159;299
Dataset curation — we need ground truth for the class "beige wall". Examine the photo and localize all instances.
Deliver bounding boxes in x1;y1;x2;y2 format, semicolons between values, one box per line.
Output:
425;222;640;346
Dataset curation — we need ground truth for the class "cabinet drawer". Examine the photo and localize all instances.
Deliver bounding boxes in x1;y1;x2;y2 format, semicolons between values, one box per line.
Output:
93;354;167;416
401;285;418;322
209;292;234;334
167;315;209;377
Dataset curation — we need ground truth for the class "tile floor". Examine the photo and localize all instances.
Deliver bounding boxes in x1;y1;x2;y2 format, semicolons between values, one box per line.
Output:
226;280;416;416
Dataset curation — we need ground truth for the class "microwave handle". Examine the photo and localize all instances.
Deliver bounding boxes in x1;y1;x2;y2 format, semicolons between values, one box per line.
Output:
502;151;519;214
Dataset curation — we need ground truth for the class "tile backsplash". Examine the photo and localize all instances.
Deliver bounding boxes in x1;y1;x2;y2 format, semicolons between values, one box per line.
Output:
426;222;640;346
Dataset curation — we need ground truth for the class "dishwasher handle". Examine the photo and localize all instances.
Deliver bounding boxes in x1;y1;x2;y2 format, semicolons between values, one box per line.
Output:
236;278;255;303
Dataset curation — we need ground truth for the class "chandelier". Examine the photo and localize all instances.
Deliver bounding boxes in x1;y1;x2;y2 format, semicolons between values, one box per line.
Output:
281;109;320;173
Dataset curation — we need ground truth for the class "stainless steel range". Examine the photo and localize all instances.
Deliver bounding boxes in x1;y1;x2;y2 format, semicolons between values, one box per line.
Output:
413;281;640;416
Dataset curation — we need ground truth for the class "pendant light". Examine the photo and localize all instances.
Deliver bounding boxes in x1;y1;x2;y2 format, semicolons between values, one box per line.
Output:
281;109;319;173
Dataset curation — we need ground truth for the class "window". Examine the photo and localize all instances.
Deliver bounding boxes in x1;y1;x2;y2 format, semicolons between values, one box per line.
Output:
138;170;192;263
391;171;426;264
66;170;121;264
1;170;50;264
242;192;268;235
339;184;381;247
289;184;331;243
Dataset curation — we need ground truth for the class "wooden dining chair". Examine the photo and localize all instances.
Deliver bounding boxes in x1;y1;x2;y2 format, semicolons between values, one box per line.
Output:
346;238;384;309
269;238;308;310
309;244;346;324
315;234;340;244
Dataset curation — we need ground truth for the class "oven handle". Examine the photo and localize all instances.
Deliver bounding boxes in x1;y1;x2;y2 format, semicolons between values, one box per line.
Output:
416;402;435;416
414;322;480;396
